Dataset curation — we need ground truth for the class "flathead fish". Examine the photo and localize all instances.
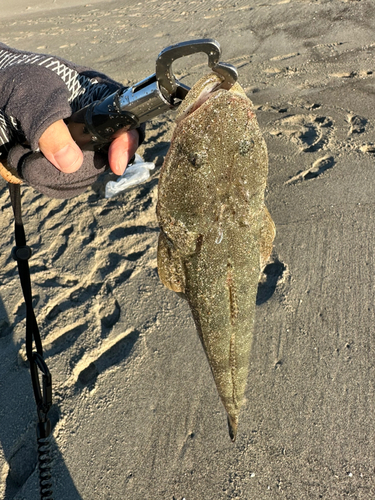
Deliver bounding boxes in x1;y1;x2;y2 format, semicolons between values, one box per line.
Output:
156;73;275;441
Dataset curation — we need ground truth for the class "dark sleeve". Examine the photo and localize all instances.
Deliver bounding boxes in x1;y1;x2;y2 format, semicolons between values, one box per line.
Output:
0;64;72;151
8;144;109;199
0;43;146;150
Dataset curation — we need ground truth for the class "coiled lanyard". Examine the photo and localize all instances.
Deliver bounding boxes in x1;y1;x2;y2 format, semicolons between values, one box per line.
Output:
8;183;54;500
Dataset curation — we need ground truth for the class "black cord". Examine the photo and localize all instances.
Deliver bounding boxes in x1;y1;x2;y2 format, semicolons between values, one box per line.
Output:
8;183;53;500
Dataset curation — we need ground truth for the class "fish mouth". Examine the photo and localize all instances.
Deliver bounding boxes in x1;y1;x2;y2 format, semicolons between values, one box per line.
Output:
176;80;222;122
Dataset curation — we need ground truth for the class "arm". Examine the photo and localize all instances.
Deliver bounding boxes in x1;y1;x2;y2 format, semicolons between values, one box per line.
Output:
0;43;144;198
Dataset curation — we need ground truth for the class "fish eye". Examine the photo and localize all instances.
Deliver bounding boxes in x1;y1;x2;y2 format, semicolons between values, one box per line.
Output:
187;151;207;169
239;139;254;155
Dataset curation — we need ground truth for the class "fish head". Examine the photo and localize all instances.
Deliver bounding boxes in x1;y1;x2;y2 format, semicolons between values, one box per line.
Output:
158;73;269;248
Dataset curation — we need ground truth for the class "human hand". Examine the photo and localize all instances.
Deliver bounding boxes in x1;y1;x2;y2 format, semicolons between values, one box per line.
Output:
39;119;139;175
0;43;146;197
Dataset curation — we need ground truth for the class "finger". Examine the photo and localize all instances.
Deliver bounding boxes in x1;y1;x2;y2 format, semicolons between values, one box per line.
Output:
39;119;84;173
108;129;139;175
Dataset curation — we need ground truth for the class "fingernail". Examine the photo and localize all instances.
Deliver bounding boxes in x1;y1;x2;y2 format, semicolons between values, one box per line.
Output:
114;154;129;176
53;144;82;173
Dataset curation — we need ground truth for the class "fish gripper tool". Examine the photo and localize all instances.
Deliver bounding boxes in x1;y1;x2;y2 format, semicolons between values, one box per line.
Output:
68;38;238;150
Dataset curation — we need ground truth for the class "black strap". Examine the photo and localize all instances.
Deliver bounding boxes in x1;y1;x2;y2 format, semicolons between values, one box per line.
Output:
9;183;52;418
9;183;43;361
9;183;53;499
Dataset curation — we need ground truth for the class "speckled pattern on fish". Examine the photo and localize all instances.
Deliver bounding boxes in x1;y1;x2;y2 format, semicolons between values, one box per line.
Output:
157;73;275;440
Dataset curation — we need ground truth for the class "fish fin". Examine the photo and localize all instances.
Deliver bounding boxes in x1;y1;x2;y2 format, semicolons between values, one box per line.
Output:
227;414;238;442
157;230;186;293
260;207;276;268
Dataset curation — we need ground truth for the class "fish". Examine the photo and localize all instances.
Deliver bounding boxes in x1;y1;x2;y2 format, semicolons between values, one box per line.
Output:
156;73;275;441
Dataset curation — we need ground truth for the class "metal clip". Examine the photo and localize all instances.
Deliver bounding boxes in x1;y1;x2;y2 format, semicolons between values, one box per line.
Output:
68;38;238;149
156;38;238;98
116;38;238;124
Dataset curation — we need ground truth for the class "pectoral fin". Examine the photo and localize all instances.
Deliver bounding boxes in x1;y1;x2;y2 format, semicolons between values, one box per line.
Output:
157;230;186;293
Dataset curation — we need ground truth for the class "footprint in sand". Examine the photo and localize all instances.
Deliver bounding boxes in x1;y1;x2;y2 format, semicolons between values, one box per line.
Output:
347;114;367;135
285;156;335;185
360;144;375;154
75;329;141;388
29;235;150;391
268;113;334;153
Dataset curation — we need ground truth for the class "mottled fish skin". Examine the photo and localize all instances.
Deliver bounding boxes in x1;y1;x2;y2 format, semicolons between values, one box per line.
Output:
156;73;275;441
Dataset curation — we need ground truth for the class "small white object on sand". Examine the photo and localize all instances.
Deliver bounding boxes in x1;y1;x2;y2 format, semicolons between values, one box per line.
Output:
105;154;155;198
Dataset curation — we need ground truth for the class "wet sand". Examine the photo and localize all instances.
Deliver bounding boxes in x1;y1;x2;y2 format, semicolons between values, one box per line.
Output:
1;0;375;498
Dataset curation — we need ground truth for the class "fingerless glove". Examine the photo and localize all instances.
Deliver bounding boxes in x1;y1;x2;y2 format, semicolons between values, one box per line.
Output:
0;43;144;198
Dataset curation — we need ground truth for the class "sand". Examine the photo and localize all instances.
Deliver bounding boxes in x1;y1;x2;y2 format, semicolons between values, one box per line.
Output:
1;0;375;498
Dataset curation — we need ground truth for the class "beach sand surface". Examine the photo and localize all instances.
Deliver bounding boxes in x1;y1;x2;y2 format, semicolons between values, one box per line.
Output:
1;0;375;498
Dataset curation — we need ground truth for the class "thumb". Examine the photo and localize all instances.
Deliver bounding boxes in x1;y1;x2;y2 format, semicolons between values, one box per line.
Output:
38;119;83;173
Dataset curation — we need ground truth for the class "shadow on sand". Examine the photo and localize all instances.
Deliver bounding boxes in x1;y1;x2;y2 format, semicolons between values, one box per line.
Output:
0;292;83;500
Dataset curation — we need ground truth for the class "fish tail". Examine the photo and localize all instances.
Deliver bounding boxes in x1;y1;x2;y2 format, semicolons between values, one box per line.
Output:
227;414;238;442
